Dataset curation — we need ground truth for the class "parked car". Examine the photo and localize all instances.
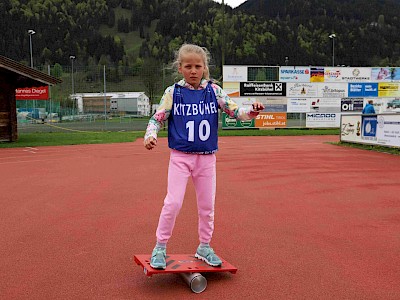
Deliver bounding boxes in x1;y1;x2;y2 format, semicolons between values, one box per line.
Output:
387;99;400;109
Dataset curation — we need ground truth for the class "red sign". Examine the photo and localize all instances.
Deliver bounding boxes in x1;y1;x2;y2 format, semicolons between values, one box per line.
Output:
16;86;49;100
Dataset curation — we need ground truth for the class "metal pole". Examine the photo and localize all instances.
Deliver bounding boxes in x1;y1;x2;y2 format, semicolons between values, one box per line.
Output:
329;33;336;67
104;65;107;129
70;55;76;115
48;65;52;122
28;29;36;119
221;0;225;71
28;30;35;68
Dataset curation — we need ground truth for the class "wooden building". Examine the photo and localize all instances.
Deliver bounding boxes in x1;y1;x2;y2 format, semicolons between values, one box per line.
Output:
0;55;61;142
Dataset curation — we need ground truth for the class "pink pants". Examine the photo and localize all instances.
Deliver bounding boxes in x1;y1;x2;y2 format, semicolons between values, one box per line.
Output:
156;149;216;244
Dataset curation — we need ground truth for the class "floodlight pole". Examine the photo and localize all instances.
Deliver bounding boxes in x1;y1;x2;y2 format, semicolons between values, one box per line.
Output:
329;33;336;67
28;29;35;68
70;55;76;114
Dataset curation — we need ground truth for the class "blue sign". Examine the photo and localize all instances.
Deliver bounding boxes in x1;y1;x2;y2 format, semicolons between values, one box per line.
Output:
348;83;378;97
362;116;377;140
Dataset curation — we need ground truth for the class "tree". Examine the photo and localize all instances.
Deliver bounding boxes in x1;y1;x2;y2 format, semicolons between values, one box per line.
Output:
140;58;163;114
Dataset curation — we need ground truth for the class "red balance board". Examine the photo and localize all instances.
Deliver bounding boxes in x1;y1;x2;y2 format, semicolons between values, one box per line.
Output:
134;254;238;277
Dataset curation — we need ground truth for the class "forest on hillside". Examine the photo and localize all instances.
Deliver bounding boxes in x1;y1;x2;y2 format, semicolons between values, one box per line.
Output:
1;0;400;76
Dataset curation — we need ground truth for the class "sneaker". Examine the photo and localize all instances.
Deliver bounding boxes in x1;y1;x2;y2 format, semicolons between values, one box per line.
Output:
195;246;222;267
150;247;166;269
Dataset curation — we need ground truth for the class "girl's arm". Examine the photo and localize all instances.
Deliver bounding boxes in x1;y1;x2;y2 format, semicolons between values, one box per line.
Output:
212;83;263;120
144;86;173;141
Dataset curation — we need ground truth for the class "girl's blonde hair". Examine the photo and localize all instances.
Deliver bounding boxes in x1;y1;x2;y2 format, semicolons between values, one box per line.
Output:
172;44;211;80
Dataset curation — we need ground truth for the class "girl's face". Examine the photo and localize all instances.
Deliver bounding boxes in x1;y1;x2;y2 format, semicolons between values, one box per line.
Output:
178;52;205;89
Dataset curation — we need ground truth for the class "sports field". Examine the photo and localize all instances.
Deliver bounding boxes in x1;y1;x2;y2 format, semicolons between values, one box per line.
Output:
1;136;399;299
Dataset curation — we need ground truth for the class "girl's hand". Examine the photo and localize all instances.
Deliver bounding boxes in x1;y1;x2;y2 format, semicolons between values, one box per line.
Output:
144;137;157;150
252;102;265;111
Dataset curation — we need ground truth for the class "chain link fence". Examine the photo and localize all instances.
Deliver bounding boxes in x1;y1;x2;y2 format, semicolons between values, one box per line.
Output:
17;63;176;132
16;63;308;133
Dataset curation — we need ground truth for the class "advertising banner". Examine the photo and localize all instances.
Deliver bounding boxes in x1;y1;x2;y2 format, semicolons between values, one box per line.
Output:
310;98;341;113
364;98;385;113
306;113;340;128
226;97;255;109
223;66;248;82
361;115;378;142
341;68;371;82
263;104;287;112
240;82;286;96
16;86;49;100
223;82;240;98
376;114;400;146
348;83;378;97
378;82;400;97
254;112;287;128
381;98;400;113
279;66;311;82
310;67;325;82
341;98;364;112
340;115;362;143
287;98;311;112
317;83;348;98
324;68;343;82
286;82;318;97
221;112;255;129
371;67;400;81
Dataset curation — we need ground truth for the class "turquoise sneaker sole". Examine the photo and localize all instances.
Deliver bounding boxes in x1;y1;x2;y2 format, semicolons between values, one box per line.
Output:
195;253;222;267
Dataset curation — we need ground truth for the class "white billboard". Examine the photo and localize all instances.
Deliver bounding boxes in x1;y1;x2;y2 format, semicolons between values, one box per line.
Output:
340;115;362;143
223;66;248;82
287;98;311;112
306;113;340;128
324;67;343;82
287;82;318;97
341;67;371;81
377;114;400;146
317;83;348;98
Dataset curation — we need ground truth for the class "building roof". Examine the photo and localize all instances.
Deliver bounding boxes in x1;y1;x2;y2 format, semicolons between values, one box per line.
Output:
0;55;62;87
76;92;148;99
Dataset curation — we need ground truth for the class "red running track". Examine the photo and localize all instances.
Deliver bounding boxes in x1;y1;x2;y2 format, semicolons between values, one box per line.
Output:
0;136;399;299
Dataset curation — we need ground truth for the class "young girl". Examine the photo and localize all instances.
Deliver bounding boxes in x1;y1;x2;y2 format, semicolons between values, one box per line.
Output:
144;44;264;269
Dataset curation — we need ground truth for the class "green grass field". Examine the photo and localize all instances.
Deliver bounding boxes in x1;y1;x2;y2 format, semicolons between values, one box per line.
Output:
1;128;399;155
0;128;339;148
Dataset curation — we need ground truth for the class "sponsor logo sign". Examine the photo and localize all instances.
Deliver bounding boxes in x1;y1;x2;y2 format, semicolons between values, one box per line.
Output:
279;66;310;82
378;82;400;97
222;112;255;128
348;83;378;97
16;86;49;100
341;98;364;112
306;113;340;128
341;68;371;81
376;115;400;146
287;98;311;113
240;82;286;96
361;115;377;141
310;67;325;82
371;67;400;81
341;115;362;143
324;68;343;82
286;82;318;97
317;83;347;98
223;66;248;82
255;112;287;128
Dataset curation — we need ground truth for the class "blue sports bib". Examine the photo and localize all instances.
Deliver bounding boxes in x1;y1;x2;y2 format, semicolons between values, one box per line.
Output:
168;82;219;154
